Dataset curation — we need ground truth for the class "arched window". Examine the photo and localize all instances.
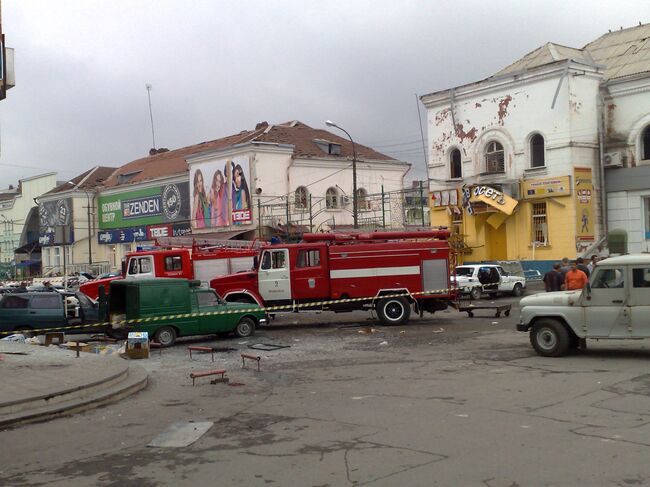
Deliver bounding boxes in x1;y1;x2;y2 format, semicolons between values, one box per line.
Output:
530;134;545;168
294;186;308;209
326;187;339;209
450;149;462;179
356;188;368;210
485;141;505;173
643;126;650;161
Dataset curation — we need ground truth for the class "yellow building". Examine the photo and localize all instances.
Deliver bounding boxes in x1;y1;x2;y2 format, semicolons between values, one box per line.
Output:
431;170;596;266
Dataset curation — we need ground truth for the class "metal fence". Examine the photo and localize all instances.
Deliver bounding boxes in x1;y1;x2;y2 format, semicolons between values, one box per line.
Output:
257;185;430;239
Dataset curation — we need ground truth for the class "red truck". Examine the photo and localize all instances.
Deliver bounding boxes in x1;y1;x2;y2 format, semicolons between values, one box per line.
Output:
210;230;457;326
80;243;258;300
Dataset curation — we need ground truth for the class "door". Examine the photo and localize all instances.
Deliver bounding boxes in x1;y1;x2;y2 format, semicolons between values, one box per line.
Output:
195;290;233;333
126;256;154;279
0;294;31;331
292;247;328;301
29;294;65;328
258;249;292;302
628;266;650;337
496;266;511;292
583;266;629;338
486;224;507;261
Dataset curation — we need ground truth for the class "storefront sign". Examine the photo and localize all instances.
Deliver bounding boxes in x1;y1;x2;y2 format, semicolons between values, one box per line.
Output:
574;167;594;241
97;226;148;244
522;176;571;199
146;224;172;240
468;185;518;215
98;182;190;229
172;222;192;237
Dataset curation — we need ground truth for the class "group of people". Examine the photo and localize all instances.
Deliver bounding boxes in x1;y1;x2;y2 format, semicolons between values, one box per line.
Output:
543;255;599;292
192;163;251;229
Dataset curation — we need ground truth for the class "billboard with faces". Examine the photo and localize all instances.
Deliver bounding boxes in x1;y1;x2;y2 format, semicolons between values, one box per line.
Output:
189;155;253;230
38;198;74;246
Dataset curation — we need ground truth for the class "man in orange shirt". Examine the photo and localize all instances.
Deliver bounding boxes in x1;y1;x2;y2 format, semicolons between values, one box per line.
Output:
564;260;589;291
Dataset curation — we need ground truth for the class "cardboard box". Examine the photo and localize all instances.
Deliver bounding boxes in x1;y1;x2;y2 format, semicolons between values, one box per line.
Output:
126;332;150;359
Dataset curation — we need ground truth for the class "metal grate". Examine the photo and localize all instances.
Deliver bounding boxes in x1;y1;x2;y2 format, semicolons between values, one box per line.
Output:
532;202;548;244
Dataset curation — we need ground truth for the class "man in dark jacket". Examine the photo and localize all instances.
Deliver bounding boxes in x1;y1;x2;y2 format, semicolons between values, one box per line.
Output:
543;263;564;292
576;257;590;277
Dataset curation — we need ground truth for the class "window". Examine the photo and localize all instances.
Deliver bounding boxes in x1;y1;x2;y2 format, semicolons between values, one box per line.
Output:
530;134;545;168
356;188;368;211
484;141;505;173
326;187;339;209
592;268;625;288
531;202;548;244
31;295;61;309
643;126;650;161
43;247;50;267
1;295;29;309
65;246;72;266
295;187;308;209
271;250;286;269
164;256;183;271
128;257;153;275
197;291;220;308
450;149;462;179
53;247;61;267
260;251;272;270
632;268;650;288
297;249;321;268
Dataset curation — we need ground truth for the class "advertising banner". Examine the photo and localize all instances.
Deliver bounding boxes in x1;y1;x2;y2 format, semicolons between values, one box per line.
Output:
38;198;74;246
231;155;252;225
98;182;189;230
574;167;595;241
189;158;231;230
146;224;172;240
97;227;148;245
468;185;518;215
522;176;571;199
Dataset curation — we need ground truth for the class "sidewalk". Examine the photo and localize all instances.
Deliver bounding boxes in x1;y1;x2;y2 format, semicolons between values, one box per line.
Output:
0;342;147;428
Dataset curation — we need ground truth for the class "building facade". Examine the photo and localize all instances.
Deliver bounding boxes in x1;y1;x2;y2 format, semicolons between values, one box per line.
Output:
423;25;650;269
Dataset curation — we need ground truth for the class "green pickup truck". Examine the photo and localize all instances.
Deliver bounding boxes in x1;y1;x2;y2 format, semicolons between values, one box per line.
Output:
100;279;267;347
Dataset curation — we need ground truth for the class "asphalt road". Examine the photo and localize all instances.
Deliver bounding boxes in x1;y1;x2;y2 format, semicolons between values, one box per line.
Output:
4;287;650;486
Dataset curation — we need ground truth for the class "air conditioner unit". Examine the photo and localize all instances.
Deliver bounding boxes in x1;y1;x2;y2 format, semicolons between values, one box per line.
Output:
341;195;351;206
603;152;623;168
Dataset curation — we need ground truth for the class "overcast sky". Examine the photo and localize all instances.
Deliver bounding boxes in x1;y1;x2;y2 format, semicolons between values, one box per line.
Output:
0;0;646;188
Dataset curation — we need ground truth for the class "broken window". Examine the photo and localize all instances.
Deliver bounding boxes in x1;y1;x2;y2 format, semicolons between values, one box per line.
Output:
295;186;308;209
484;141;505;173
531;134;545;168
326;187;339;209
643;126;650;161
450;149;462;179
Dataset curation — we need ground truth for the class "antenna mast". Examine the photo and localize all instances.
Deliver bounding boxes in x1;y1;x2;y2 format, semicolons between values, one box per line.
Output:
146;84;156;150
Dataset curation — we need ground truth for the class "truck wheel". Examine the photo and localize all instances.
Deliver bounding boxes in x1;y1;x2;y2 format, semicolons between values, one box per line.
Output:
377;297;411;326
154;326;177;347
512;283;524;297
469;287;481;301
235;317;255;338
530;319;569;357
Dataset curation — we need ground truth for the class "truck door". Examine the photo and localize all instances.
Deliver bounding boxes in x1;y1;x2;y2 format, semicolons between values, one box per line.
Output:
628;266;650;337
583;266;629;338
258;248;292;302
126;256;154;279
293;247;328;301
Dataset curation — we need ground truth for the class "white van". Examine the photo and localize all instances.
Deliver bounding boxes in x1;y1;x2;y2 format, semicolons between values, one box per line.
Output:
517;255;650;356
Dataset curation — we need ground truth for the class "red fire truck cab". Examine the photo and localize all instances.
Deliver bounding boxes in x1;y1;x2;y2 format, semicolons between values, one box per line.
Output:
80;244;258;300
210;230;456;326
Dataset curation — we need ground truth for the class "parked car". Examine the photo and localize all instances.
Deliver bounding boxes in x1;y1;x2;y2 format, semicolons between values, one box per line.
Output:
101;278;267;347
517;255;650;357
452;264;526;300
0;291;99;334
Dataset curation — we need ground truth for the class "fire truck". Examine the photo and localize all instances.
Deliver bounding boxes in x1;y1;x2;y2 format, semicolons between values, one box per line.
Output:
209;230;456;326
80;241;259;300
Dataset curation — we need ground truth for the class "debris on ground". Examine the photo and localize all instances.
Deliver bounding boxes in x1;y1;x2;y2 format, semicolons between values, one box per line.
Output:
357;327;377;334
1;334;26;342
432;328;445;333
248;343;290;351
379;340;388;346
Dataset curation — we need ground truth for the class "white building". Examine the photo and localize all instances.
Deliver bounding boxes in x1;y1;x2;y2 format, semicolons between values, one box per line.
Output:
421;23;650;269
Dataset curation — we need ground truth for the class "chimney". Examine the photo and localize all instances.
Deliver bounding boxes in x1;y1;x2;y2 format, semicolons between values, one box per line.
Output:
255;121;269;130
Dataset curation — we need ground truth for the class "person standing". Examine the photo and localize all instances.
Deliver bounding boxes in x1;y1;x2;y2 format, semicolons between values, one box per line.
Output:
576;257;590;278
587;254;598;274
560;257;570;280
564;260;589;291
543;263;564;292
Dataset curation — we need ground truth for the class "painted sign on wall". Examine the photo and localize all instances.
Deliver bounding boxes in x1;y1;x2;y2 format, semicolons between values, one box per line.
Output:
38;198;74;246
574;167;594;241
98;182;189;229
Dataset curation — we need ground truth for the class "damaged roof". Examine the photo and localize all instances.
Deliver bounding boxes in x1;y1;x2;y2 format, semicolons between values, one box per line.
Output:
45;166;117;195
496;23;650;81
104;121;402;188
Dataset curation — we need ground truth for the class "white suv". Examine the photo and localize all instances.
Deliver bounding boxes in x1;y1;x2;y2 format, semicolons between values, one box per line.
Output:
518;255;650;357
453;264;526;300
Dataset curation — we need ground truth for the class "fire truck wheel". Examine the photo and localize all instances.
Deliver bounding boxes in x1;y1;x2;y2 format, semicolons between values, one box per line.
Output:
154;326;177;347
235;317;256;338
377;297;411;326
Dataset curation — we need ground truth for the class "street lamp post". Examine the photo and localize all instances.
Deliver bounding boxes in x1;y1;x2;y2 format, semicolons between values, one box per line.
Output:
325;120;358;229
66;182;94;269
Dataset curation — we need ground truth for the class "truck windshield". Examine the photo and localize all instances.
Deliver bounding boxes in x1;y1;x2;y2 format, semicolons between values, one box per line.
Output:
455;267;474;277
